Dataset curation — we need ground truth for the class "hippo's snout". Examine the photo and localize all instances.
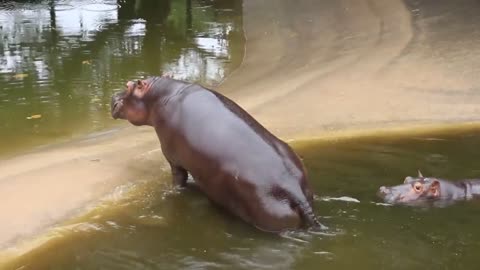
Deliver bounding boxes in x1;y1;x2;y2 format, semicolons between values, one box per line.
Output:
111;94;124;119
377;186;390;198
377;185;399;204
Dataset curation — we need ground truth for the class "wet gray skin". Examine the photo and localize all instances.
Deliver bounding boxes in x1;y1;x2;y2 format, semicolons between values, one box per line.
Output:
378;171;480;206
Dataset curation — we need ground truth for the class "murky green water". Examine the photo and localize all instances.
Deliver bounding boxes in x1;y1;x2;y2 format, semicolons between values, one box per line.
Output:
4;129;480;270
0;0;244;156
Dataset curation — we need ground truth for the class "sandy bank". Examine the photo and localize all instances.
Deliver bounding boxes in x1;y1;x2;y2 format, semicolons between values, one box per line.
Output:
220;0;480;140
2;0;480;261
0;127;164;252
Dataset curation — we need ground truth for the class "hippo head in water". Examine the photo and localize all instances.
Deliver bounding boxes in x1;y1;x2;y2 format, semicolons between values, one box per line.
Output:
377;171;442;205
111;79;152;126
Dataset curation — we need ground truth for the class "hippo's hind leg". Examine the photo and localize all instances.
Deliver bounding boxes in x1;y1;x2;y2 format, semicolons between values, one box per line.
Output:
249;196;303;233
251;187;324;232
168;162;188;187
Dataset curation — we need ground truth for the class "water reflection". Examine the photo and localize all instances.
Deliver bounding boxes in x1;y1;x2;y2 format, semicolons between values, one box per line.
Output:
0;0;244;156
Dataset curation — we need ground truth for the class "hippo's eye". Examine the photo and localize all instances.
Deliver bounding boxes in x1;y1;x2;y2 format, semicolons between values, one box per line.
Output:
413;182;423;193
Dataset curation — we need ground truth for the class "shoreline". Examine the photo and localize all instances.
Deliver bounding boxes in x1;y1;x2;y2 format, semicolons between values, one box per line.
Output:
3;121;480;265
2;0;480;263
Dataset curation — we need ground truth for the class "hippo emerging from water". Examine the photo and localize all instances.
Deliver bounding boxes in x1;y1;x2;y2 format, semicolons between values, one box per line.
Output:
110;75;324;232
377;171;480;206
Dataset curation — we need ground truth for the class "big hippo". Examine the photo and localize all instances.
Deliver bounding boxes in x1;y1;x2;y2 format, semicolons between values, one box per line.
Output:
377;171;480;206
110;76;324;232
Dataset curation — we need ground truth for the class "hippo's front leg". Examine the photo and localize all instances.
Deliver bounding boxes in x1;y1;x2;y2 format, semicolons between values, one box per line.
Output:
169;162;188;187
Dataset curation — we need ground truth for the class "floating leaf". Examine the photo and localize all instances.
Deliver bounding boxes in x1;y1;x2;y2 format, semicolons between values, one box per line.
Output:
26;114;42;120
82;60;92;65
13;73;28;79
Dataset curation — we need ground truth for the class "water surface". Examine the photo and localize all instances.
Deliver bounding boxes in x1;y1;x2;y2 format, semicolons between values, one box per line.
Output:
0;0;244;156
4;129;480;270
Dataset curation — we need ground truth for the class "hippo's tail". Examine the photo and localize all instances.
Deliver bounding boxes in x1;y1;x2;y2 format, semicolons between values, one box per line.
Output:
293;196;327;230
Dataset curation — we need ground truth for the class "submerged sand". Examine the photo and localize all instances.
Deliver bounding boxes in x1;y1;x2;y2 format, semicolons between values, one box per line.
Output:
2;0;480;259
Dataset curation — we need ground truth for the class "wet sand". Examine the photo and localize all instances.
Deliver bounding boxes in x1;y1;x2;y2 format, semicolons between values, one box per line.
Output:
2;0;480;260
0;127;165;255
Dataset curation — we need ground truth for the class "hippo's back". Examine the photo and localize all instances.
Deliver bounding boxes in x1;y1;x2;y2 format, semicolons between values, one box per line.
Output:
165;86;304;186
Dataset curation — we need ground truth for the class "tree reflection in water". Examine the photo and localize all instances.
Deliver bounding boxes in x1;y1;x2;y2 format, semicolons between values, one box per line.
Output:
0;0;244;156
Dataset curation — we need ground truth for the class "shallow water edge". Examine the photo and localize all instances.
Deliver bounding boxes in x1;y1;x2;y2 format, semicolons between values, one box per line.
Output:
3;121;480;268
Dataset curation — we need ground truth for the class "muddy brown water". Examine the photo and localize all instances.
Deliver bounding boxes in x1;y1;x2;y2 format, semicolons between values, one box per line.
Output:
3;129;480;270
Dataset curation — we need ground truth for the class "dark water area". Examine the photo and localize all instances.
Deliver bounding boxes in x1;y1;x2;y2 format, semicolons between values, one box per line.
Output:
0;0;244;156
4;129;480;270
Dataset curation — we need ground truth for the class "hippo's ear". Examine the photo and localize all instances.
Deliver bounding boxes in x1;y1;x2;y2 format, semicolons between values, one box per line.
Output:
126;81;136;96
404;176;415;184
429;180;440;197
417;170;423;178
133;80;150;99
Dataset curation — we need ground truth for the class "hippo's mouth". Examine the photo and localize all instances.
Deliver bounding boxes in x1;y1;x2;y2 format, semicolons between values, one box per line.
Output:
377;186;401;204
111;98;124;119
377;186;430;206
381;194;401;204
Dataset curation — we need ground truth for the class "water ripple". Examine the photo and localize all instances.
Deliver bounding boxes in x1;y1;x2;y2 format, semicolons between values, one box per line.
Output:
54;4;75;12
80;4;118;12
319;196;361;203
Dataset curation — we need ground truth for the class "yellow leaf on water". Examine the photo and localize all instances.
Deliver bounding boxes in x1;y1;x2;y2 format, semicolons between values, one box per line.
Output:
82;60;91;65
13;73;28;79
26;114;42;120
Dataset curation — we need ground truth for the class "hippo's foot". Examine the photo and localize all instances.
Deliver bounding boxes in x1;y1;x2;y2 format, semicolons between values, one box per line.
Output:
169;162;188;187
